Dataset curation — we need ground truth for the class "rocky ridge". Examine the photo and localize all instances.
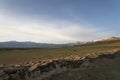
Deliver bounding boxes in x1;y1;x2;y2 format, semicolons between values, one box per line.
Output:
0;49;119;80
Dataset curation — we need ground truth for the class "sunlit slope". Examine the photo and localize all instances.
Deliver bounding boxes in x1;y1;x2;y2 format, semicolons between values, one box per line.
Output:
0;40;120;64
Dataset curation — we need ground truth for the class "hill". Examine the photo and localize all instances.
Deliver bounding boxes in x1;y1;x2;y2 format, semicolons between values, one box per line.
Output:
94;37;120;42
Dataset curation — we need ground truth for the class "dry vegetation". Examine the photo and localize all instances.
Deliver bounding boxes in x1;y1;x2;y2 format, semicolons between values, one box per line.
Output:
0;40;120;64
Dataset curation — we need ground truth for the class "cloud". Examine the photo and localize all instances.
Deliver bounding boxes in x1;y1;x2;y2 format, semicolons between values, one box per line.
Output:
0;10;114;43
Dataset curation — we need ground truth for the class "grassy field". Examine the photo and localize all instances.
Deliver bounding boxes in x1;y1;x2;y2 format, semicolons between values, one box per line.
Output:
0;40;120;64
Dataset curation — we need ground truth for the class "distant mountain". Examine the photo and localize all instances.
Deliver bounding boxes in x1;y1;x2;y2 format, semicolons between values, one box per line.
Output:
104;37;120;41
0;41;85;48
1;37;120;48
0;41;66;48
94;37;120;42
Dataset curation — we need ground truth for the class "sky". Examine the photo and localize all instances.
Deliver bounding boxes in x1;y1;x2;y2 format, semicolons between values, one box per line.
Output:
0;0;120;43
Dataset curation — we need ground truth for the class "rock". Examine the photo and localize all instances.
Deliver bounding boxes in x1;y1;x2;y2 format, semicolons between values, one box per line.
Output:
14;65;21;68
28;63;39;72
0;70;4;77
74;56;81;60
0;65;4;69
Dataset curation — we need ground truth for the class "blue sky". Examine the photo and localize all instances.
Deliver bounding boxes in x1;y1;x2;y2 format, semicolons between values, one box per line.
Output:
0;0;120;43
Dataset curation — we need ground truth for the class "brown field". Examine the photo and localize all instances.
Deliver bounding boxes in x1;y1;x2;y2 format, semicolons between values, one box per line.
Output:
0;40;120;64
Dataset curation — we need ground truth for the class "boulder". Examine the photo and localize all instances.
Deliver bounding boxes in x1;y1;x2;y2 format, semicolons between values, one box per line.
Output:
28;64;39;72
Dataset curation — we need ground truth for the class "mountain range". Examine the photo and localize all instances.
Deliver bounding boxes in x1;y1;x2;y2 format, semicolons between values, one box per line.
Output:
0;41;85;48
0;37;120;48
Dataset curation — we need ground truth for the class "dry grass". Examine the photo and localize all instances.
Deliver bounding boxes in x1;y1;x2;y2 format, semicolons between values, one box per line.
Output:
0;40;120;64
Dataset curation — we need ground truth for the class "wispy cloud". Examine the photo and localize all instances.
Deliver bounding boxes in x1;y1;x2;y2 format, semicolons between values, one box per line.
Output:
0;10;114;43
